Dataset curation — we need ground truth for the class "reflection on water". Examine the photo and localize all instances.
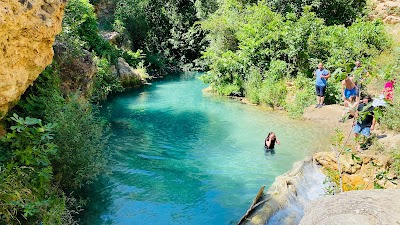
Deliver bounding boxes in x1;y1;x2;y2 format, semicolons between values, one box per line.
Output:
81;72;329;225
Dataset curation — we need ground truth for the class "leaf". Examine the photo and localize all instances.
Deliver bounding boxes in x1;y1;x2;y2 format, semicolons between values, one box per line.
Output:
351;153;361;161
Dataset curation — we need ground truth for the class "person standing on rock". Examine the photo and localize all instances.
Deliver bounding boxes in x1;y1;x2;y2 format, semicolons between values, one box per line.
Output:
353;95;376;152
314;62;330;108
341;74;357;106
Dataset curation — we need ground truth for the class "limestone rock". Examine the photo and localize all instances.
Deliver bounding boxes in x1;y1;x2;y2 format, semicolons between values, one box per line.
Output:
100;31;120;44
116;57;144;87
314;152;398;191
299;189;400;225
246;158;328;225
0;0;66;116
53;41;97;96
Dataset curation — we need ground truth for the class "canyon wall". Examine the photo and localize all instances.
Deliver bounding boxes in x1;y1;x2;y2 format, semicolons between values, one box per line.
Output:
0;0;66;116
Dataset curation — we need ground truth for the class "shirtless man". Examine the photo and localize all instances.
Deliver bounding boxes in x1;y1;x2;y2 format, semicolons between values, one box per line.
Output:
341;74;357;107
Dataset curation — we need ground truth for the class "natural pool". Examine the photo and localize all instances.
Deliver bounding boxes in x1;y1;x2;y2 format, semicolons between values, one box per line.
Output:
81;72;329;225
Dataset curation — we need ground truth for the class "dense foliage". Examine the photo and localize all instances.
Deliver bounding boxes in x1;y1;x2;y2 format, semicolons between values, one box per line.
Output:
267;0;367;26
58;0;143;101
0;65;109;224
200;0;389;116
113;0;218;73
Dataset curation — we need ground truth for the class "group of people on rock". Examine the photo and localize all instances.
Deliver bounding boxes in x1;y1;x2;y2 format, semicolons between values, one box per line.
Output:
265;60;396;153
314;60;396;152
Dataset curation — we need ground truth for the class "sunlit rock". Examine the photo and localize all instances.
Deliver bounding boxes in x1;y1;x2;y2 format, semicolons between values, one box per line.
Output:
0;0;66;116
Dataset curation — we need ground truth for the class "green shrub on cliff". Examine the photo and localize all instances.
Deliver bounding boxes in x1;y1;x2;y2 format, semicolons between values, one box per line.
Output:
113;0;215;73
0;114;65;224
90;57;124;102
2;64;110;224
60;0;141;71
15;65;110;191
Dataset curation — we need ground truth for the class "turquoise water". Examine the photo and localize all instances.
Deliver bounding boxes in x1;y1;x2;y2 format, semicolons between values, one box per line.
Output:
82;72;329;225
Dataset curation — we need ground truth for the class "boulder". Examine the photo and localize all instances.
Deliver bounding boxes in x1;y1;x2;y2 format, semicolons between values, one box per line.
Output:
116;57;144;87
53;41;97;96
299;189;400;225
0;0;66;117
100;31;120;44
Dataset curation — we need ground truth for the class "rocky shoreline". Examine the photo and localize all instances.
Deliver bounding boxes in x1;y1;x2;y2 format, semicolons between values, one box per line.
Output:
245;157;328;225
240;103;400;225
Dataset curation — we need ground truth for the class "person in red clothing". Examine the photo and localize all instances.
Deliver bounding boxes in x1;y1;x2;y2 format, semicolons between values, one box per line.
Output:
382;78;396;103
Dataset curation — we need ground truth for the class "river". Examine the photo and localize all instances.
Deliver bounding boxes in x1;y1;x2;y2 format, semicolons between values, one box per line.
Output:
81;72;329;225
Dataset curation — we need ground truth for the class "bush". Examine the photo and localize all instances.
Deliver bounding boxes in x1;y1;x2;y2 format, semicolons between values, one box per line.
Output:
287;75;315;118
0;114;66;224
48;96;109;191
201;1;389;112
15;66;109;191
244;67;263;104
4;63;110;223
268;0;367;26
90;57;124;102
380;103;400;132
259;78;287;108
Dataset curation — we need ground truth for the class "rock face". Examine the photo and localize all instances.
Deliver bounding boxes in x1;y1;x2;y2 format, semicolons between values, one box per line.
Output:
53;41;97;96
246;158;328;225
314;152;399;190
116;57;144;87
0;0;66;116
299;189;400;225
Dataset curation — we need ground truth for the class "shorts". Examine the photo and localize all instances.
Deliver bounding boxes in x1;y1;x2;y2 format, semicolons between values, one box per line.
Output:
353;123;371;137
344;87;357;99
315;85;326;97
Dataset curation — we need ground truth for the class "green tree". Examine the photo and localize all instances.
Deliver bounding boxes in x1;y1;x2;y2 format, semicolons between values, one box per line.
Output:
267;0;367;26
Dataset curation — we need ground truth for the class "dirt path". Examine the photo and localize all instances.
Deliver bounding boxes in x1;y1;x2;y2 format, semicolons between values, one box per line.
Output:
303;104;400;149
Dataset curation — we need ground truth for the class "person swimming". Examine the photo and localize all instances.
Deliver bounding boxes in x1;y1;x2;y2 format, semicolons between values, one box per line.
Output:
264;132;280;150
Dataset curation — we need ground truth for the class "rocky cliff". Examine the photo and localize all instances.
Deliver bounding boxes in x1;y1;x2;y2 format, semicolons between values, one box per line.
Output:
246;158;328;225
0;0;66;116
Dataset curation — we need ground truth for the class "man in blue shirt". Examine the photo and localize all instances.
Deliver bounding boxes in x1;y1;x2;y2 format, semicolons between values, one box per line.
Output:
314;62;330;108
